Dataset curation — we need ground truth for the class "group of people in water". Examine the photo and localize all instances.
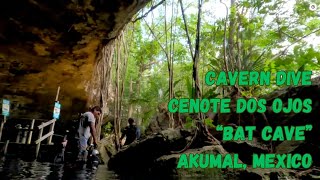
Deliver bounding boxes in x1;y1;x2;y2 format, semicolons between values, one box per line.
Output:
76;106;140;162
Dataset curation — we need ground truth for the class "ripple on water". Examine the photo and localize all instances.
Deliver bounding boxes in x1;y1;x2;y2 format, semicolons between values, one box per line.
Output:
0;158;120;180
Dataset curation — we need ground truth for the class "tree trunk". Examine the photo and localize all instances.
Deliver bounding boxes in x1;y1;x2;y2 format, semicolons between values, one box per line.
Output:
128;78;133;118
88;40;115;142
143;10;176;128
119;31;129;130
172;0;220;154
193;0;203;119
135;65;142;124
112;30;130;151
114;46;120;150
165;0;175;129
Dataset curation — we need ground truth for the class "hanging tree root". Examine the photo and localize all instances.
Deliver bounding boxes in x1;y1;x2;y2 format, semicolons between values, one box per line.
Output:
261;110;274;153
247;107;274;153
237;96;274;153
171;120;220;154
251;99;274;153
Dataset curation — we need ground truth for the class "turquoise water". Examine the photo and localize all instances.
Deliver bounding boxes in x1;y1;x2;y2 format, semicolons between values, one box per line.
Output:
0;158;119;180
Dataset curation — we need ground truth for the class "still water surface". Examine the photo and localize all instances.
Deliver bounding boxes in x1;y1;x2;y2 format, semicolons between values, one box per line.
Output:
0;158;120;180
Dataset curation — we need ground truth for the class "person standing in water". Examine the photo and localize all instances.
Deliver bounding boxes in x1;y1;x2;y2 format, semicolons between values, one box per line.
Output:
120;118;141;146
77;106;101;162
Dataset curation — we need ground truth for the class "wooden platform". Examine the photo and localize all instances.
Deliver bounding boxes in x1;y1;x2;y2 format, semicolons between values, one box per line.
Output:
0;142;57;161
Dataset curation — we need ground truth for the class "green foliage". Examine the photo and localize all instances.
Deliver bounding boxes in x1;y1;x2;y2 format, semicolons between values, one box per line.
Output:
204;118;215;128
186;77;195;99
103;122;113;134
140;109;155;128
184;116;195;129
202;88;219;99
119;0;320;129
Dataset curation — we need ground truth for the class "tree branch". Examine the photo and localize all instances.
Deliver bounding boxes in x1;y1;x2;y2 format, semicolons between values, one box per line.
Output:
270;27;320;60
132;0;165;23
143;18;169;59
220;0;229;73
179;0;194;59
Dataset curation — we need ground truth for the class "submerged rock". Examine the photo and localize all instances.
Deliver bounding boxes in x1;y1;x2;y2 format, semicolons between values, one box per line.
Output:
244;167;296;179
221;138;270;165
150;145;243;179
108;129;190;177
297;167;320;179
98;134;117;164
275;141;320;167
108;128;315;179
109;80;320;178
149;145;297;179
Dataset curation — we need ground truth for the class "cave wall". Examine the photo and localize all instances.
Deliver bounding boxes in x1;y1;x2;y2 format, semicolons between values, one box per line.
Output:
0;0;150;120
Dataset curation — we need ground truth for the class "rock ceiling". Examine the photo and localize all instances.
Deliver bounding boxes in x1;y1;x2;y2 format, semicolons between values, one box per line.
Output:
0;0;150;119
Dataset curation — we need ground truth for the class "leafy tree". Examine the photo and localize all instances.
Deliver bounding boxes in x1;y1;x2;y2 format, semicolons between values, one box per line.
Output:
103;0;320;150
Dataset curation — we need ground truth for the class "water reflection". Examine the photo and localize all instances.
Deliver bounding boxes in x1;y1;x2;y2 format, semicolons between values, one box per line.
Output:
0;157;119;180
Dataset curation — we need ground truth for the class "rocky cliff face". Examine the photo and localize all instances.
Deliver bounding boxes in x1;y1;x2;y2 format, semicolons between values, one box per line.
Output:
0;0;149;119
